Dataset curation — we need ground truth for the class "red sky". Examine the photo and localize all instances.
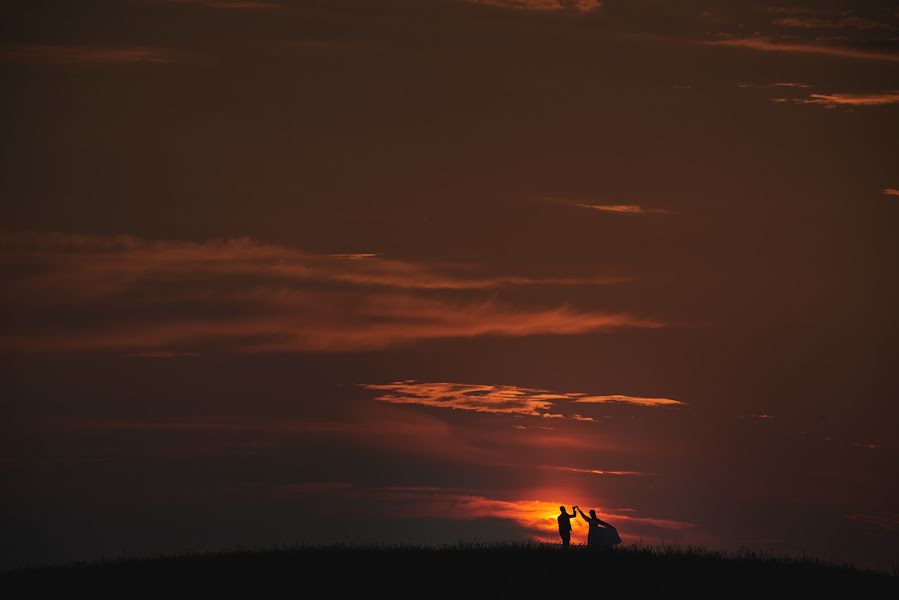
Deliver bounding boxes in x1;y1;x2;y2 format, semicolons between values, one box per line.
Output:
2;0;898;571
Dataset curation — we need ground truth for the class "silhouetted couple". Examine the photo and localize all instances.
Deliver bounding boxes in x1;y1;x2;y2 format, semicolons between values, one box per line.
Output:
558;505;621;549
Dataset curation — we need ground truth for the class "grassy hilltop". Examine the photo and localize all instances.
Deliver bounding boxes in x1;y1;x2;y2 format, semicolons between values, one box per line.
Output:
5;541;896;592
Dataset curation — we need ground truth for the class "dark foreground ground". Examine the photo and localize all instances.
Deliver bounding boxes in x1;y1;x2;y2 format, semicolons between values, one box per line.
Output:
4;542;897;593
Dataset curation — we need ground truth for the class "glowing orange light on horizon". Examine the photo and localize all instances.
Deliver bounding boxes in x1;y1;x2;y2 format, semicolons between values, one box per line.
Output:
444;495;590;542
389;489;696;543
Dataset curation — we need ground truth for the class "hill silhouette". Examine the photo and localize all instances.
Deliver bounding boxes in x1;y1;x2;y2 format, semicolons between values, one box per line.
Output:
5;541;895;592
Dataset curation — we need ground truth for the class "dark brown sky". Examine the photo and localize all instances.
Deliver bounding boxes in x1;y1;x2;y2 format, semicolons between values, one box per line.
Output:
2;0;898;571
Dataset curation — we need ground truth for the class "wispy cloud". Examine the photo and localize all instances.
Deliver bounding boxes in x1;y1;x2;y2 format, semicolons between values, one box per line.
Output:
538;465;647;476
464;0;602;13
576;204;671;215
361;381;684;419
852;442;880;449
707;37;899;63
466;0;565;11
766;7;818;15
737;82;813;89
772;91;899;108
771;16;891;31
168;0;282;8
277;482;354;494
743;413;774;420
883;188;899;197
126;351;201;358
572;394;684;407
3;45;179;65
846;512;899;532
0;232;654;353
329;253;379;260
54;417;355;434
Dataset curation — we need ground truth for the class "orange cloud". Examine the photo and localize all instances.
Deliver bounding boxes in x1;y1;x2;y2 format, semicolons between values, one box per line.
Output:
773;91;899;107
0;232;655;353
707;37;899;63
362;381;685;418
576;204;671;215
364;381;569;418
883;188;899;197
572;394;684;407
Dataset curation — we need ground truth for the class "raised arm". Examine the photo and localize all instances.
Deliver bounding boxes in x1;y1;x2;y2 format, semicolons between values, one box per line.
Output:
577;507;591;523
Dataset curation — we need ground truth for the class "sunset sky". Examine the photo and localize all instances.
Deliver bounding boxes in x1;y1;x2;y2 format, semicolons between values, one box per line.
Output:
2;0;898;571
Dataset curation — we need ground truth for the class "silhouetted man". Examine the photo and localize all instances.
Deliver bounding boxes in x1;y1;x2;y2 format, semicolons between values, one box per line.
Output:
558;505;576;549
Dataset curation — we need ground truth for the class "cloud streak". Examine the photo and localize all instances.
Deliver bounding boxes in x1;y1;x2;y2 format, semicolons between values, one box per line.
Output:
771;16;891;31
538;465;647;476
464;0;602;13
3;45;179;64
737;82;812;89
572;394;684;407
576;204;671;215
707;37;899;63
0;232;656;353
169;0;281;8
772;91;899;108
845;512;899;532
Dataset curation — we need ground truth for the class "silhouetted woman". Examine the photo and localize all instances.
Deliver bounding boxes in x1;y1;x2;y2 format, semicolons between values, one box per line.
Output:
576;507;620;549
